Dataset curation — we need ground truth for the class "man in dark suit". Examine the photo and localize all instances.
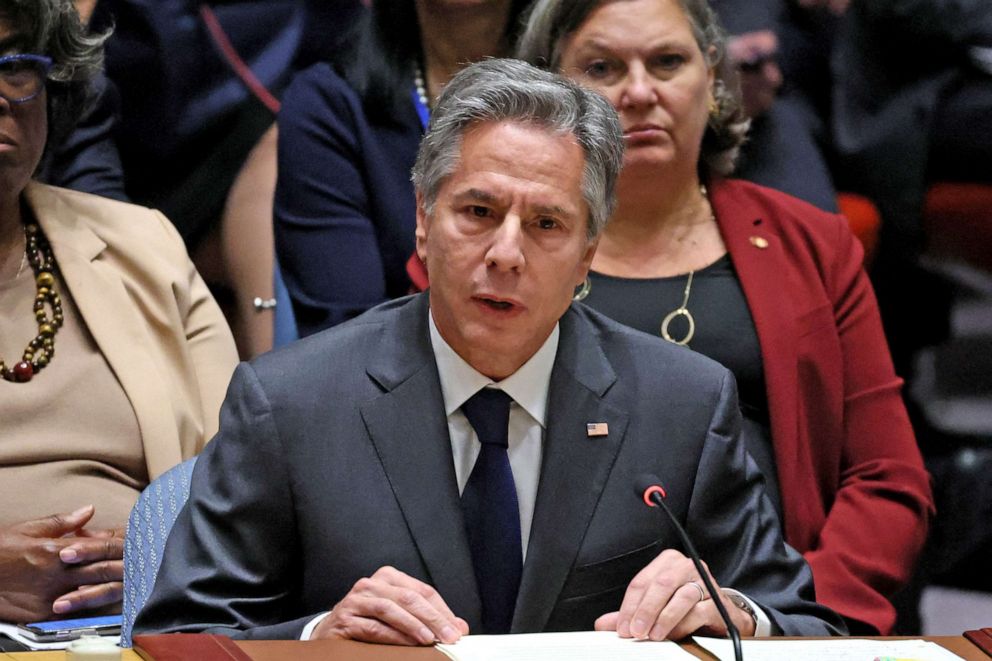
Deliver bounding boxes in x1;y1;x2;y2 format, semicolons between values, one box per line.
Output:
134;59;845;644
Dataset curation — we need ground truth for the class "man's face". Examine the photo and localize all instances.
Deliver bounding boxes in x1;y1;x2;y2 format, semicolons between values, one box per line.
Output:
416;120;598;380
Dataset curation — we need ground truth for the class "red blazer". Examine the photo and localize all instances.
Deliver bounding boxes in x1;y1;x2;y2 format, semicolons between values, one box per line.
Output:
405;178;934;634
710;178;933;634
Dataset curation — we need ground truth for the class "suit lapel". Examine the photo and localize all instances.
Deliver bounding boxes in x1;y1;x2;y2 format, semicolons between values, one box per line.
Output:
26;183;183;478
359;297;482;629
513;308;629;633
711;181;804;539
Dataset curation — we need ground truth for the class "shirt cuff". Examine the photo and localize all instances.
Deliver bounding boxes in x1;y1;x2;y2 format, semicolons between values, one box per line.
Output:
300;612;331;641
722;588;771;637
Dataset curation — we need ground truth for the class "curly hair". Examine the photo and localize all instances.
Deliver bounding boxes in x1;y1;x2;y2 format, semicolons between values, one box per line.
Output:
3;0;110;153
516;0;750;177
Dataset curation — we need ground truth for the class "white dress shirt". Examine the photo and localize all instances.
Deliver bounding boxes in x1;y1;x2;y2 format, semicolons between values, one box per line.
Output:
302;309;769;639
429;313;556;560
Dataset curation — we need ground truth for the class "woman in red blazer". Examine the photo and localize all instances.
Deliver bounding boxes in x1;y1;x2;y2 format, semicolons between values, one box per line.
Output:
512;0;935;635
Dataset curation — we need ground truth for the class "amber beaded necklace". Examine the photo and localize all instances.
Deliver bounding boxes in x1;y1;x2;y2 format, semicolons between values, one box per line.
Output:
0;222;63;382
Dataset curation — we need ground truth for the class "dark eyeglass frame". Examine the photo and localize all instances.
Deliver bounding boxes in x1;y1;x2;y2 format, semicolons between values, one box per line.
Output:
0;54;54;104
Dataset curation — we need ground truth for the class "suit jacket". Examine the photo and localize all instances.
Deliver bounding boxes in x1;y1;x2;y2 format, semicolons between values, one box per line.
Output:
24;182;239;480
273;63;423;336
710;178;935;633
134;294;845;639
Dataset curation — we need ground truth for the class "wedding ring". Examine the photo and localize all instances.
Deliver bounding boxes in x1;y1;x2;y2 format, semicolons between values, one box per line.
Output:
686;580;707;602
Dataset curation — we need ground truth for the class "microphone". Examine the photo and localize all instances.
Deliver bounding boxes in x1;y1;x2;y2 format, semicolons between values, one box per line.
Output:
634;473;743;661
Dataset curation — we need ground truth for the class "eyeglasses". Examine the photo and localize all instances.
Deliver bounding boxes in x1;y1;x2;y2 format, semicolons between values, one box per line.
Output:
0;54;53;104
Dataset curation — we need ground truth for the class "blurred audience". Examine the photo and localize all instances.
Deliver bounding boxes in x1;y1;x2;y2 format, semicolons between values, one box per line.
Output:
518;0;934;634
710;0;839;212
78;0;364;357
0;0;237;623
274;0;531;337
830;0;992;374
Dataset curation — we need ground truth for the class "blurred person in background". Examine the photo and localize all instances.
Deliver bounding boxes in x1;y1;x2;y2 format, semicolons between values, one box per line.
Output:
709;0;839;213
0;0;237;623
274;0;532;337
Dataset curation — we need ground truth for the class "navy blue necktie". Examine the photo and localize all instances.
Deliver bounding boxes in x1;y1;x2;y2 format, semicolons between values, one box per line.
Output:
460;388;521;634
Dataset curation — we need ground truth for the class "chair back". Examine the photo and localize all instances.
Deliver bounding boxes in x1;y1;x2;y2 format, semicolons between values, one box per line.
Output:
120;457;198;647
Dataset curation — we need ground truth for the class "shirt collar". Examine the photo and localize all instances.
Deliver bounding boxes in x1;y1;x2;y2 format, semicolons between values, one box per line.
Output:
428;311;559;427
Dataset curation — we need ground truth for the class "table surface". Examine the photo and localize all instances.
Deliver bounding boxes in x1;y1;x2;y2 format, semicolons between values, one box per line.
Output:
2;635;986;660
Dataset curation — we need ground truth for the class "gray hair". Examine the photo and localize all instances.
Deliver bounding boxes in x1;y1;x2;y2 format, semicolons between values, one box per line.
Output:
3;0;110;151
411;58;624;239
516;0;749;177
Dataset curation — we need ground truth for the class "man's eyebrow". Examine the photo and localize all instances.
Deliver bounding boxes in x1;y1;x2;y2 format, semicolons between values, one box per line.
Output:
453;188;575;218
453;188;502;205
531;203;574;218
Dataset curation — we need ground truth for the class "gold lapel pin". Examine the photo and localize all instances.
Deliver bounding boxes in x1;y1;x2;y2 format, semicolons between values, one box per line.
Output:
749;236;769;249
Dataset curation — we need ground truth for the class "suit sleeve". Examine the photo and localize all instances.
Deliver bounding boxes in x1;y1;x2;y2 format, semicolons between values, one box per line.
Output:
132;363;320;640
154;210;240;454
274;65;391;337
686;372;848;636
801;218;934;634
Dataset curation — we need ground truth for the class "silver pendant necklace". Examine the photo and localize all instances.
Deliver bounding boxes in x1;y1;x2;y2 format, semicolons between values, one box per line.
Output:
574;185;713;347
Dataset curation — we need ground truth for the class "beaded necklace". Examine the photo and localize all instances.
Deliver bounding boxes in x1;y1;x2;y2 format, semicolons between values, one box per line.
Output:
412;62;431;130
0;222;63;382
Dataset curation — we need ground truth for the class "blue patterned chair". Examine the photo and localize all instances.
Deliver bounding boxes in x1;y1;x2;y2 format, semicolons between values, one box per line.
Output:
120;457;198;647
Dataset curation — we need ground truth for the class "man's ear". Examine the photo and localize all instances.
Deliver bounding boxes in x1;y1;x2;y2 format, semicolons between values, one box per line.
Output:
576;235;600;285
415;192;430;263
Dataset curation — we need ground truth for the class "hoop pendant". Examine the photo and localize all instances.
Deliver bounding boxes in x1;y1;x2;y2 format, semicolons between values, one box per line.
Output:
660;307;695;346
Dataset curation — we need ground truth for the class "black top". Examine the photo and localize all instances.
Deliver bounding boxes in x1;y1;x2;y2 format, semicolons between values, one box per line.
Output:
582;254;781;516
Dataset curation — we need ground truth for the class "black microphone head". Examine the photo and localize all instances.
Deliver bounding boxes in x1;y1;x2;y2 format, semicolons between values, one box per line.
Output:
633;473;667;507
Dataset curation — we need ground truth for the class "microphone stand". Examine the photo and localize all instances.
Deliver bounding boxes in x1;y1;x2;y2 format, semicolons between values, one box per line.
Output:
641;482;744;661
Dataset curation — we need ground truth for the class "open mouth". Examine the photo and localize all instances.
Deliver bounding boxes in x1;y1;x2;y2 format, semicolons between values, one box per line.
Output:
475;296;519;312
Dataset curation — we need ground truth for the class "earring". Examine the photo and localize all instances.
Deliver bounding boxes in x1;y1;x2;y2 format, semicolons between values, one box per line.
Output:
708;97;720;119
573;277;591;301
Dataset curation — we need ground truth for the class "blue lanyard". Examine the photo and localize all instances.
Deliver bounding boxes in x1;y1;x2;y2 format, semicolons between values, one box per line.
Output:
411;87;430;131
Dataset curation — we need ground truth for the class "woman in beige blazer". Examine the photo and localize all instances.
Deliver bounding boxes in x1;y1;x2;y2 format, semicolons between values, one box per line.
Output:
0;0;238;623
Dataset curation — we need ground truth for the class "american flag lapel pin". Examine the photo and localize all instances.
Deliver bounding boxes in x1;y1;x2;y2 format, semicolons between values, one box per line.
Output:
586;422;609;437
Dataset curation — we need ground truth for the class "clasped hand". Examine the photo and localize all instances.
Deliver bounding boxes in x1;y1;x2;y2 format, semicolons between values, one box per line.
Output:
0;505;124;622
312;550;754;644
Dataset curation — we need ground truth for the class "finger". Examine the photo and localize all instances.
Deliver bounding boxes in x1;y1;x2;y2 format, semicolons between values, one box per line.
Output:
327;613;422;646
76;526;125;539
371;568;464;642
382;584;463;643
14;506;95;538
646;582;709;641
625;571;685;639
343;594;442;645
668;597;732;640
68;560;124;585
453;617;470;636
594;611;619;631
60;536;124;564
52;582;123;615
617;551;696;639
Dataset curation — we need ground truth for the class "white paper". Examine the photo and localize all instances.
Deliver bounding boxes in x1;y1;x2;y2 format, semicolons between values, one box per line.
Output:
437;631;698;661
694;636;966;661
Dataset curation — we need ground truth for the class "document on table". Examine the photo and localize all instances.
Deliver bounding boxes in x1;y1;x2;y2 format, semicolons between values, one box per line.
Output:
436;631;698;660
694;636;967;661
